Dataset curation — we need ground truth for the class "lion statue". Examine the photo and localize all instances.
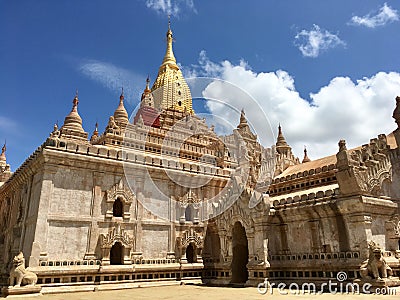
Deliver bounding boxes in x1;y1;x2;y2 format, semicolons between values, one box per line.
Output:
9;252;37;287
360;241;392;280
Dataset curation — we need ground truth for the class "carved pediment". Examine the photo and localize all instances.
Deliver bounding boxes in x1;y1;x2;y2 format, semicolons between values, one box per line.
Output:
336;137;392;196
106;178;136;204
176;227;204;248
179;188;201;208
101;223;133;249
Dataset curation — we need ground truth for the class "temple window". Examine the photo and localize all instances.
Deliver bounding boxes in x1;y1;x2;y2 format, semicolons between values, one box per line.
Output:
113;198;123;217
185;205;193;221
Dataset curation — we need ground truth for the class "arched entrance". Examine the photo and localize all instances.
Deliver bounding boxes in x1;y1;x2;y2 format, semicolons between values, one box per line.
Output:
110;242;124;265
186;243;195;263
231;221;249;283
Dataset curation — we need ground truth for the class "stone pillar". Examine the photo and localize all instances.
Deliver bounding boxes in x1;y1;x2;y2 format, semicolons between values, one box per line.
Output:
309;220;321;252
85;182;102;260
123;246;131;265
279;224;289;254
30;167;56;267
101;247;110;265
345;214;371;255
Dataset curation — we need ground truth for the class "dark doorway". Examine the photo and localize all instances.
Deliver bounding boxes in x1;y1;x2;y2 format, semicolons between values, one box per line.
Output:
110;242;124;265
231;221;249;283
186;243;195;263
113;198;123;217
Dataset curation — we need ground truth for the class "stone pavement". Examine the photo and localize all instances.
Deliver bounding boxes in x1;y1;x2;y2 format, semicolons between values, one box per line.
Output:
2;285;400;300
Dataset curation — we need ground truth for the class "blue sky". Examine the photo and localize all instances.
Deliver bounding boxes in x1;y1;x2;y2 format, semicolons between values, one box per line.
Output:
1;0;400;170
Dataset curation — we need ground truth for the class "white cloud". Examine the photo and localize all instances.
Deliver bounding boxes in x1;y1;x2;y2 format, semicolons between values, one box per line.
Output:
78;60;146;105
145;0;196;17
294;24;346;58
187;52;400;160
0;116;18;133
350;3;399;28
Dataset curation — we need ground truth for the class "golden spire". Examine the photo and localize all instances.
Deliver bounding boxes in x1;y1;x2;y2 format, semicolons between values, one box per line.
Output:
161;15;177;67
151;18;194;114
161;17;177;67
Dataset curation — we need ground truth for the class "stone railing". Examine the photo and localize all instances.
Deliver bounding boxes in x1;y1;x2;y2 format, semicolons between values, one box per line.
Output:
272;163;336;185
45;141;232;178
270;251;360;262
272;187;339;209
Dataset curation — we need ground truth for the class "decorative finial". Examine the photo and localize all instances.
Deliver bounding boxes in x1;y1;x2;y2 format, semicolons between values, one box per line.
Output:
90;121;99;141
0;141;6;161
302;146;311;163
73;90;79;107
168;15;171;30
338;140;347;152
161;14;176;66
144;76;151;93
120;87;124;101
393;96;400;127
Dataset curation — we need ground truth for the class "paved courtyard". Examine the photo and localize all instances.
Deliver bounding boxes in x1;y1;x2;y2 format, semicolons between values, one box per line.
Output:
3;285;400;300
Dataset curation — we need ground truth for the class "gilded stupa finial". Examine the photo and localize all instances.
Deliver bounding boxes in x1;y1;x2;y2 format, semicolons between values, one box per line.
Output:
161;15;177;67
145;76;151;93
151;17;194;114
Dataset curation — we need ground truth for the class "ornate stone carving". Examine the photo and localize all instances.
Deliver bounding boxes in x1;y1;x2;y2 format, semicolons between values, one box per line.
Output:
100;223;134;265
106;179;135;204
336;137;392;196
105;116;120;135
393;96;400;127
101;223;133;249
9;252;37;287
360;241;392;280
176;226;204;263
105;178;135;219
176;227;204;249
389;216;400;237
179;188;200;209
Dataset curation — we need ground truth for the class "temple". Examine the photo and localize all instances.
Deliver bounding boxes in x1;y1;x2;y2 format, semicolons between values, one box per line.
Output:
1;22;400;294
